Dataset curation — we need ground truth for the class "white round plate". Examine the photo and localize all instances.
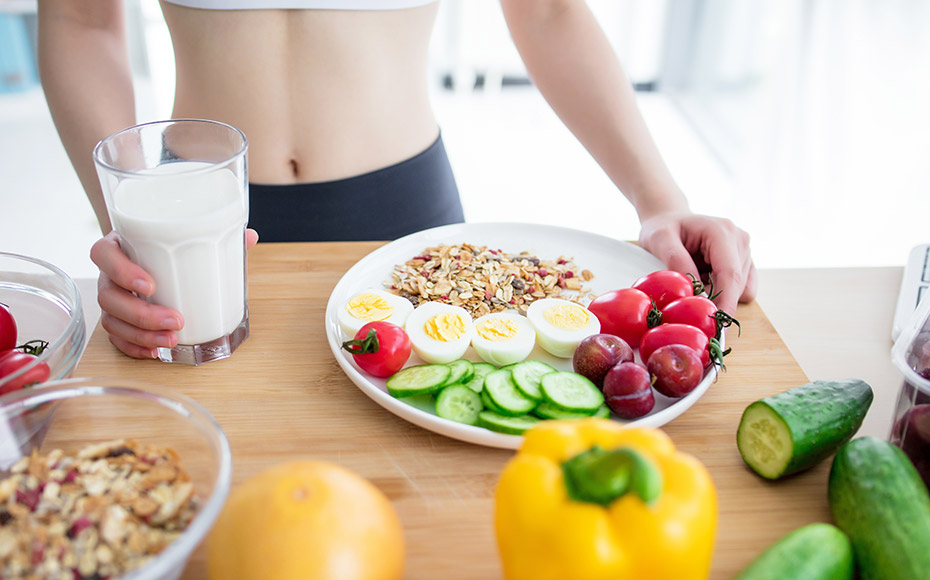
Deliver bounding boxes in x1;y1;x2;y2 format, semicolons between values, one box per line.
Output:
325;222;718;449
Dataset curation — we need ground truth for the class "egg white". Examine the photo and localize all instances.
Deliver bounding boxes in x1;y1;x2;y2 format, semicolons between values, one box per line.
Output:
471;311;536;367
526;298;601;358
404;302;474;365
338;289;414;339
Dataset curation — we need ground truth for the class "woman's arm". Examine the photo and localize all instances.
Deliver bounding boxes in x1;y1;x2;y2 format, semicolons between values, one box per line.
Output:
38;1;183;359
37;0;136;234
499;0;756;313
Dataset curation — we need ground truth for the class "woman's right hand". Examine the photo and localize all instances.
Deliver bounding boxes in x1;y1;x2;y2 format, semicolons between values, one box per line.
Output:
90;229;259;359
90;232;183;359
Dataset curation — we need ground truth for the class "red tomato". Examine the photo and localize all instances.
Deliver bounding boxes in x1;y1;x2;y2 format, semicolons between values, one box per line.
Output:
631;270;696;309
0;351;51;395
663;296;741;341
587;288;660;347
639;323;711;368
341;321;412;378
662;296;720;339
0;303;16;352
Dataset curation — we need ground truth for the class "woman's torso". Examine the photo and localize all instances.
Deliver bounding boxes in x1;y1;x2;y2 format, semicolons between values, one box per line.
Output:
159;1;440;184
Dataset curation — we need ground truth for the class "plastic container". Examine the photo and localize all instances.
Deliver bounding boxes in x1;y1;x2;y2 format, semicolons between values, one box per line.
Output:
0;13;38;94
0;377;232;579
890;293;930;490
0;252;87;394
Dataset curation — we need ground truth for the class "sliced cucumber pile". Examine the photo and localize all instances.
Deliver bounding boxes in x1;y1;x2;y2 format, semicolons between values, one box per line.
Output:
386;359;607;435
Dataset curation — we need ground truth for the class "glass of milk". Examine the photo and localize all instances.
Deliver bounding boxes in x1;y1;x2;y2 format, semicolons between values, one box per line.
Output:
93;119;249;365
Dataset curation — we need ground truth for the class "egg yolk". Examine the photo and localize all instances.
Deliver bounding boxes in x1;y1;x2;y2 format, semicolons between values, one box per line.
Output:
476;318;520;342
424;313;468;342
346;293;393;322
543;302;590;330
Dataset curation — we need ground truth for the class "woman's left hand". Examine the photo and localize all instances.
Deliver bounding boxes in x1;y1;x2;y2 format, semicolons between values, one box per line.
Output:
638;211;757;316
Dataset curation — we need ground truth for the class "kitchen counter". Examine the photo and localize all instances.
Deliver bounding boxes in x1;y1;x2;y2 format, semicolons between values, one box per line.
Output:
71;243;906;579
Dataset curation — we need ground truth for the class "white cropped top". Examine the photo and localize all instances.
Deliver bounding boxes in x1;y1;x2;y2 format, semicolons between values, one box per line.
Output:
164;0;437;9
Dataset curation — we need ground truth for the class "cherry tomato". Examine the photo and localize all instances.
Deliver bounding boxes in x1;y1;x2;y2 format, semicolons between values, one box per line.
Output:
631;270;696;309
661;296;720;339
0;351;51;395
639;323;710;368
662;295;741;341
0;303;16;352
341;321;412;378
587;288;660;347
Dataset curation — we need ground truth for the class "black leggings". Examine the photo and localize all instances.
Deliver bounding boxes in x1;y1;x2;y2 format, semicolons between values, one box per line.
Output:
248;134;465;242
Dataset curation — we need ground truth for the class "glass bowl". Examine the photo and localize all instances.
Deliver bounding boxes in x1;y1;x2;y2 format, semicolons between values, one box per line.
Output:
890;292;930;490
0;377;232;580
0;252;86;393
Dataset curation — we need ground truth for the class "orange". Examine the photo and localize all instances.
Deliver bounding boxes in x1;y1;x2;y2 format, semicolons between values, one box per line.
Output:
207;460;405;580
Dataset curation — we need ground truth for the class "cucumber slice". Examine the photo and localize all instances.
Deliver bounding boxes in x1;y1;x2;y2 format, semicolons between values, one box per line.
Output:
511;360;556;401
476;410;541;435
533;401;607;421
446;359;475;386
480;388;507;415
385;364;452;398
436;384;484;425
465;362;497;393
539;371;604;413
399;393;437;413
484;369;537;416
737;379;873;479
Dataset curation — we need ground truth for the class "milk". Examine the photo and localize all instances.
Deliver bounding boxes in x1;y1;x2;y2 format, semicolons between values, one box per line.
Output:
110;162;247;345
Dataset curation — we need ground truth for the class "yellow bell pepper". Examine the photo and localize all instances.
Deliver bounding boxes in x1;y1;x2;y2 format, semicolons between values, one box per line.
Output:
494;418;717;580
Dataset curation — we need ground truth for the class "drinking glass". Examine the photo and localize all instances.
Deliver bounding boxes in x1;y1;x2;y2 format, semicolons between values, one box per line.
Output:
94;119;249;365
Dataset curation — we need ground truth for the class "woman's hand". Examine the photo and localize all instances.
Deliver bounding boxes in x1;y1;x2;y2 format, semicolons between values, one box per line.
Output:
638;211;757;316
90;229;259;359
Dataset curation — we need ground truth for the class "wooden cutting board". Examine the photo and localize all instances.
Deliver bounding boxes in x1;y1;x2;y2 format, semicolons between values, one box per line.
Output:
74;241;825;580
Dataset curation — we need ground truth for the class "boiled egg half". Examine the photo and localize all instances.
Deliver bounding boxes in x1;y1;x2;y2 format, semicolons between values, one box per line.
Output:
338;289;414;339
526;298;601;358
405;302;474;364
471;311;536;367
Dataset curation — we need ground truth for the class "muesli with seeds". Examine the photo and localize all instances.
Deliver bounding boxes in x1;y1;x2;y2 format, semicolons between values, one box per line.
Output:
0;439;198;580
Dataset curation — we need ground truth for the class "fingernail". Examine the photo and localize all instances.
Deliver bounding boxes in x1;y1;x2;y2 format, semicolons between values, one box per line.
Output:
155;333;175;348
161;317;182;331
132;279;154;296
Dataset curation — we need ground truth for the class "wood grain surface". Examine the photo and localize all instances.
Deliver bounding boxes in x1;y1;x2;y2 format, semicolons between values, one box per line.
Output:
72;242;850;580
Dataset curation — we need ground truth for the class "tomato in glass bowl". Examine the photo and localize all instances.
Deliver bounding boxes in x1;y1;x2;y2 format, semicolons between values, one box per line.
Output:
0;252;87;394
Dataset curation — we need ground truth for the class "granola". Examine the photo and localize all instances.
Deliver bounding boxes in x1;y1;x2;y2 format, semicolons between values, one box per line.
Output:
0;439;199;580
386;243;595;318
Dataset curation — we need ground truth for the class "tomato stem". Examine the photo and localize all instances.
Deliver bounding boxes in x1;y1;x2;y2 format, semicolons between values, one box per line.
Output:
19;340;49;356
708;337;730;371
646;299;663;328
713;311;741;340
687;273;707;296
341;328;381;355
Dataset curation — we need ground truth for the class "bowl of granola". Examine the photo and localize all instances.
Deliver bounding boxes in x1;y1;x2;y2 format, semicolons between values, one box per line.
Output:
0;252;87;395
0;377;232;580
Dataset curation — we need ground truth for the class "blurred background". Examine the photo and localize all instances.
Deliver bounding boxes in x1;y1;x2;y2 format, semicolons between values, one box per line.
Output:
1;0;929;284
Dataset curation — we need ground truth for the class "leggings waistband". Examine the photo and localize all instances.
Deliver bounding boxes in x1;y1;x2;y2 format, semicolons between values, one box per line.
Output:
248;134;464;242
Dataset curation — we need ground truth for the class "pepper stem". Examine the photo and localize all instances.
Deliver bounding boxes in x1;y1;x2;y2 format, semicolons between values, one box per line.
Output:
562;446;663;507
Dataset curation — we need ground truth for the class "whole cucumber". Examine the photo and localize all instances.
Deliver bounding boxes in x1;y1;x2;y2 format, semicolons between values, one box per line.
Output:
828;436;930;580
737;379;873;479
732;523;853;580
